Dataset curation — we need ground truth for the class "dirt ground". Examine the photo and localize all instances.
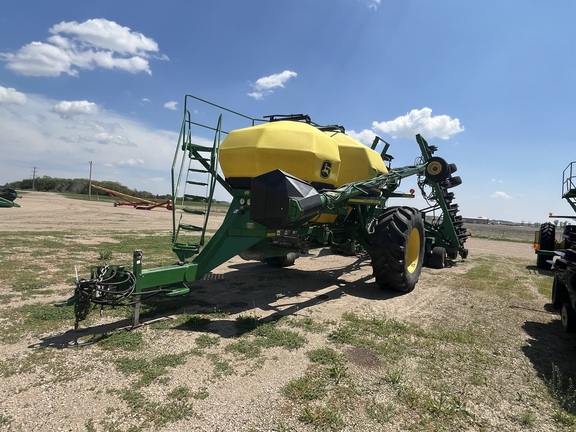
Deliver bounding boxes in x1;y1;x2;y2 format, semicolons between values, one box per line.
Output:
0;192;569;431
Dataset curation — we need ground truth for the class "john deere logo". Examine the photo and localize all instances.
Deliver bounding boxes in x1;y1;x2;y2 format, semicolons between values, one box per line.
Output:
320;160;332;179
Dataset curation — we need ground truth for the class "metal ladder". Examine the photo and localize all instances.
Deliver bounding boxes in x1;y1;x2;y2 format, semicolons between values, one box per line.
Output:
170;95;261;262
171;98;224;262
563;161;576;214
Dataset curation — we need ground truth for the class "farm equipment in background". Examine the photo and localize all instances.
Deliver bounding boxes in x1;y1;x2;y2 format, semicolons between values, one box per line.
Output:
534;161;576;270
0;188;20;208
537;161;576;332
58;94;468;330
91;184;173;210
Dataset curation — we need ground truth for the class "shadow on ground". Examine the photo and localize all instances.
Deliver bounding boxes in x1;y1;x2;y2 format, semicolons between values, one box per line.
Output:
32;253;434;349
523;306;576;414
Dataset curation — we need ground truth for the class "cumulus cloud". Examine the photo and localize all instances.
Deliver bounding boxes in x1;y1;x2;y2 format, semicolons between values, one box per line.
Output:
163;101;178;110
53;100;98;118
93;132;135;147
372;108;464;140
0;86;27;105
0;92;222;197
117;158;145;166
0;18;163;77
346;129;377;145
491;191;513;200
248;70;297;100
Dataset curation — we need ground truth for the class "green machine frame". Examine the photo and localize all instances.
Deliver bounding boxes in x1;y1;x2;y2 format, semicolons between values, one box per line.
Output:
59;95;468;329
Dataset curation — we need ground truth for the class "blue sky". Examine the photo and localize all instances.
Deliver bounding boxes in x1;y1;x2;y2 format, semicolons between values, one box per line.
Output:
1;0;575;223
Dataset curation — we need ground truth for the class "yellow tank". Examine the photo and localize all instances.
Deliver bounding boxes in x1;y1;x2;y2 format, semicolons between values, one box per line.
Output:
323;130;388;186
219;121;341;189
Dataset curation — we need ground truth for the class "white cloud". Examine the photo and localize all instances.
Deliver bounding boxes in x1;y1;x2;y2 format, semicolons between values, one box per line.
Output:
248;70;297;99
0;18;163;77
163;101;178;110
53;100;98;118
0;92;179;195
346;129;377;145
0;86;27;105
50;19;158;55
491;191;513;200
372;108;464;140
93;132;135;147
117;158;145;166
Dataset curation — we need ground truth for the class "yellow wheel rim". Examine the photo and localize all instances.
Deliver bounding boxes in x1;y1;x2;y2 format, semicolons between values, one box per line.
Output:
406;227;421;274
427;161;442;176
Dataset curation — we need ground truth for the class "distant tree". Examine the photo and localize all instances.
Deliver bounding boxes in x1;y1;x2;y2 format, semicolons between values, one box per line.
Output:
4;176;157;198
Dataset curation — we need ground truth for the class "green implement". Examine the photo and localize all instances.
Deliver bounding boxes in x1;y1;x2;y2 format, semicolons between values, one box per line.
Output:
58;94;469;330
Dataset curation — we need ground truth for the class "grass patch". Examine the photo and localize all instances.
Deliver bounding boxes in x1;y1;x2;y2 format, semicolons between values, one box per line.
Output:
196;334;219;349
281;316;330;333
0;303;76;342
97;330;145;351
283;375;327;402
114;351;189;388
117;388;194;428
227;318;307;361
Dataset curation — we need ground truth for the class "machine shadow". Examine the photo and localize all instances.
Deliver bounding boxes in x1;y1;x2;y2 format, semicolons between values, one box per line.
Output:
522;310;576;414
31;254;411;349
169;255;405;337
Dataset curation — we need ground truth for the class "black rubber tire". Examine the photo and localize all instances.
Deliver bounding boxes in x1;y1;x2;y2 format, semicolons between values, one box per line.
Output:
428;246;446;269
567;270;576;293
371;206;425;292
425;157;451;182
446;176;462;188
562;225;576;248
565;249;576;263
536;223;555;270
552;273;570;310
263;252;298;267
561;302;576;333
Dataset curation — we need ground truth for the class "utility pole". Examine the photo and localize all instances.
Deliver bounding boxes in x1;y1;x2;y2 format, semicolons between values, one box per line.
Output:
88;161;92;199
31;167;38;190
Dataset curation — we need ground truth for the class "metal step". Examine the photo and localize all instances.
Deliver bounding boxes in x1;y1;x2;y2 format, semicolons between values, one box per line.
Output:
185;143;213;152
165;287;190;297
184;194;207;202
182;208;206;215
179;223;203;232
187;180;208;186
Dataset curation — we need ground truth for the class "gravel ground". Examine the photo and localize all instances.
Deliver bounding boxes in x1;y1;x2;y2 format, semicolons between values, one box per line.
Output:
0;192;570;432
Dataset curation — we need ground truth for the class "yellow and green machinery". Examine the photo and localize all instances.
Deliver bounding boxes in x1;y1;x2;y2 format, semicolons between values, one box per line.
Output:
59;95;468;329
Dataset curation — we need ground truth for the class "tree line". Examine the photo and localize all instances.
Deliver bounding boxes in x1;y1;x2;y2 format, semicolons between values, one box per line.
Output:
4;176;166;199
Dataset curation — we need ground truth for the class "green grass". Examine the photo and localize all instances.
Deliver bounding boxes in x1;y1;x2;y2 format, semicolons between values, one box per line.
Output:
1;221;571;431
97;330;145;351
114;351;189;388
116;388;194;428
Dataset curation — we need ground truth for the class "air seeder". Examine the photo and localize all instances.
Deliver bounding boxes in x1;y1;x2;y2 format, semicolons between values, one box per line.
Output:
59;95;468;329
